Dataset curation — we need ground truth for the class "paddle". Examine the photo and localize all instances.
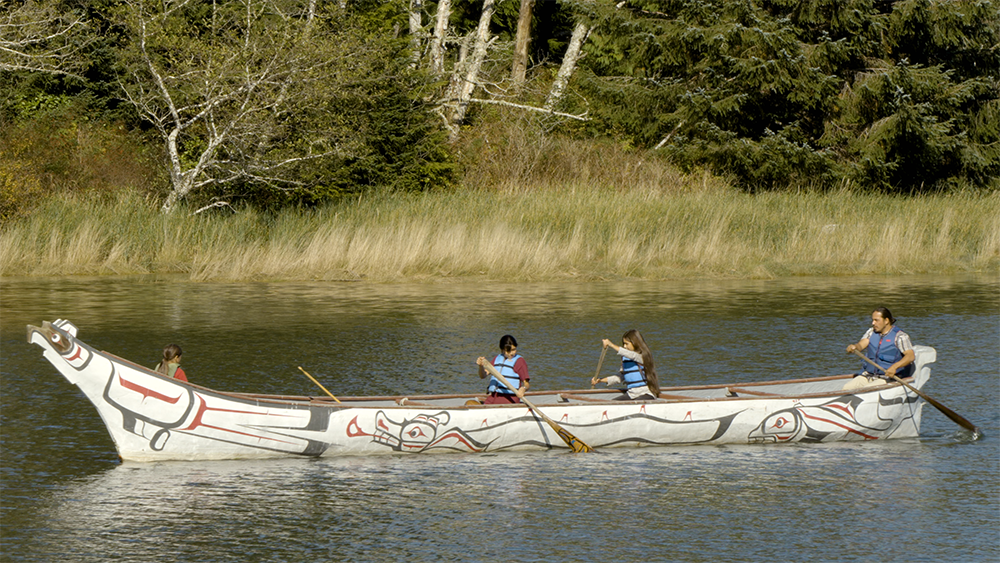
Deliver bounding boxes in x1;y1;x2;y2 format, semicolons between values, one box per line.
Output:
298;366;341;403
591;346;607;388
850;350;981;437
482;362;595;453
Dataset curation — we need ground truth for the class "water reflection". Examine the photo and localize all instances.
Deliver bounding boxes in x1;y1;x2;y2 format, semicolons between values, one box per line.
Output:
14;439;997;562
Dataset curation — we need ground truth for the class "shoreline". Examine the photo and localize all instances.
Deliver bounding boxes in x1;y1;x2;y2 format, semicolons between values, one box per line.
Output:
2;188;997;282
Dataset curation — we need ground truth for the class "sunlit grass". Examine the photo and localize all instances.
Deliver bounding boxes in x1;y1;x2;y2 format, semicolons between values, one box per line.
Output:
0;104;1000;281
5;105;996;281
2;185;997;281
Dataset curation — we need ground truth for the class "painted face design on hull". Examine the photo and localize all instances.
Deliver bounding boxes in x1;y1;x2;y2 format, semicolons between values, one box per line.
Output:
29;321;93;369
376;412;447;451
748;395;895;443
749;410;805;443
30;321;73;354
348;411;493;453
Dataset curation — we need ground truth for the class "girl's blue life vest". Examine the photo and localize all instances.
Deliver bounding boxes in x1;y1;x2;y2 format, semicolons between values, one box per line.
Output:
488;353;522;395
863;326;913;378
621;355;647;390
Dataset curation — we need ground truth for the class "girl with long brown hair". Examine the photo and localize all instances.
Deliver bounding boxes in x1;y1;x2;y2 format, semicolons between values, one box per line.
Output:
155;344;188;382
592;329;659;400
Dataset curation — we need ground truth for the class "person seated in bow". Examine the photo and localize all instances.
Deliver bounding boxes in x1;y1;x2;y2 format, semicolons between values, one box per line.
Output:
155;343;188;382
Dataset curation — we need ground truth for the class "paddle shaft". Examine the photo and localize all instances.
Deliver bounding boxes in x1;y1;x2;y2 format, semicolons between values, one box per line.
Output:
298;366;341;403
850;350;980;436
482;362;594;452
591;346;607;388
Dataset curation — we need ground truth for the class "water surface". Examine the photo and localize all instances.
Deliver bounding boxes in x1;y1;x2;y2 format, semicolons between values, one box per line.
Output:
2;274;997;562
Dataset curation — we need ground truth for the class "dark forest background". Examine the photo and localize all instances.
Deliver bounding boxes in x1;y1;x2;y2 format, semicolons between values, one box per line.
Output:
2;0;997;220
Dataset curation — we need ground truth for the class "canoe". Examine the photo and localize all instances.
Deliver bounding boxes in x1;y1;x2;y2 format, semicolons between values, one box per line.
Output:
28;319;937;462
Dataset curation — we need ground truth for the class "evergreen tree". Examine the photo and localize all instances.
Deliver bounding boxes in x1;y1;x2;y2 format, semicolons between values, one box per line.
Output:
569;0;999;191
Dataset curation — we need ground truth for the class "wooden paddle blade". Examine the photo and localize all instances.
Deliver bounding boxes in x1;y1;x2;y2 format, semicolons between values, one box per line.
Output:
556;426;595;453
592;346;607;389
891;375;982;437
481;361;596;452
529;401;595;452
525;398;596;452
850;351;981;438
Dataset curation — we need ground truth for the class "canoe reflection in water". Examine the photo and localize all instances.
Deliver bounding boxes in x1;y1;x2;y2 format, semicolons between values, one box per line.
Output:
28;319;936;462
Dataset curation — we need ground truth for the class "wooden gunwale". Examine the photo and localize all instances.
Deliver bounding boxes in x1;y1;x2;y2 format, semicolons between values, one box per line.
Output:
558;392;702;402
101;351;910;409
725;387;779;396
215;381;907;409
222;374;872;403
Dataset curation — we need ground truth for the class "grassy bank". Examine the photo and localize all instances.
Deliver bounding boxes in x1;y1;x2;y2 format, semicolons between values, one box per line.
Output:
2;185;997;281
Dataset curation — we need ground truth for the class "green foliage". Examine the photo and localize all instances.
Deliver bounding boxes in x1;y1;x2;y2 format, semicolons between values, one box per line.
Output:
0;103;162;221
570;0;1000;191
451;0;537;41
0;133;46;222
238;66;457;208
6;0;995;208
107;0;456;209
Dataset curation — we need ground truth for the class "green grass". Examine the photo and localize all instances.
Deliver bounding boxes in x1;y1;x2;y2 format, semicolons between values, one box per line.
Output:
2;186;997;281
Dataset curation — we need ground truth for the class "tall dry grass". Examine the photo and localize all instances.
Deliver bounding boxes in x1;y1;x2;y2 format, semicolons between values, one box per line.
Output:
2;186;997;281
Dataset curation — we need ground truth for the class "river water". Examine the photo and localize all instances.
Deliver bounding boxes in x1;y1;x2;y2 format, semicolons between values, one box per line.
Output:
1;274;997;562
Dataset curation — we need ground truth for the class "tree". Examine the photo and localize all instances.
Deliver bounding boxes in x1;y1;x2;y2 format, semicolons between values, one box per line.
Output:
115;0;448;212
429;0;452;74
544;20;589;111
510;0;534;86
0;0;92;78
404;0;592;135
571;0;999;191
444;0;497;139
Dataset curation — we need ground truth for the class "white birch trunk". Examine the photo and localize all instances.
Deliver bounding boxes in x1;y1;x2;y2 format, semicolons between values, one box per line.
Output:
429;0;451;75
408;0;422;66
511;0;534;86
448;0;496;139
443;33;472;110
544;21;589;111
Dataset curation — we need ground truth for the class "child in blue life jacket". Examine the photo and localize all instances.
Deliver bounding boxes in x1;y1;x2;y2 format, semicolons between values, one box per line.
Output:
592;329;660;401
476;334;530;404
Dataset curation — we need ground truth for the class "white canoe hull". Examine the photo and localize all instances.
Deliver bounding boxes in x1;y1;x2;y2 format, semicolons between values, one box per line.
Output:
28;320;935;462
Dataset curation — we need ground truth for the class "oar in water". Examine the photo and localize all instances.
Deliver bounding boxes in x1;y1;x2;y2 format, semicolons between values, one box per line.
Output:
482;362;595;453
298;366;341;403
850;350;981;438
591;345;607;389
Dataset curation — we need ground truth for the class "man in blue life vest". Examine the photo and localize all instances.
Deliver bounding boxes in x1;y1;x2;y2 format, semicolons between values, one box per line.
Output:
842;307;915;390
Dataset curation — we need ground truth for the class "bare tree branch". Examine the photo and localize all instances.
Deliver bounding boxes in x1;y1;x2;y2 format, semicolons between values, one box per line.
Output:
468;97;589;121
117;0;377;213
191;201;235;215
0;0;92;78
